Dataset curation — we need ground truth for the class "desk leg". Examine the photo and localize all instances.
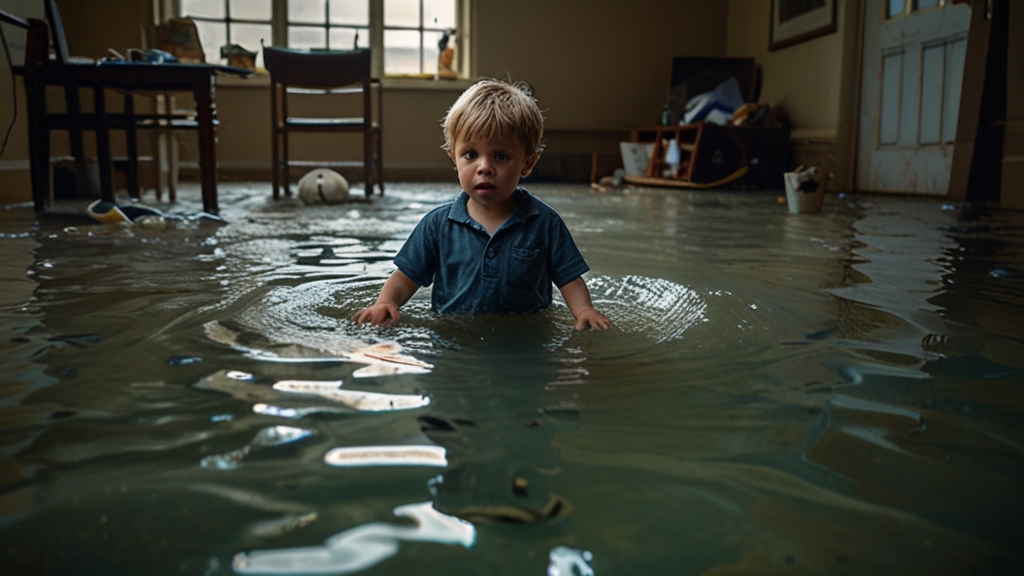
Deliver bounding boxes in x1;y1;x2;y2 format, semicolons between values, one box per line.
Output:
27;70;49;213
195;79;218;214
124;92;140;200
94;87;114;203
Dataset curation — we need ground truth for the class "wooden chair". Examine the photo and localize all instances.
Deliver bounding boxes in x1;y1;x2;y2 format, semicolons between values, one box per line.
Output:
263;46;383;199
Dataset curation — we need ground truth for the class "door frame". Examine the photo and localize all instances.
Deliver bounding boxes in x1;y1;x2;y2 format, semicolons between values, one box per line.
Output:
832;0;866;193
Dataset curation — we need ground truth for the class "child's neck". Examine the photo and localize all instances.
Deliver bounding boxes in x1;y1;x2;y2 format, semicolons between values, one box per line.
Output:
467;195;519;235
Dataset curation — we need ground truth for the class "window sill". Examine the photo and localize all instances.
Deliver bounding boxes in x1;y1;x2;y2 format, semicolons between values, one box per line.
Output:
216;71;472;91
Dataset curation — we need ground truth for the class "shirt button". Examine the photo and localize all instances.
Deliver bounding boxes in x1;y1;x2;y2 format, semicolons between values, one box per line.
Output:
487;249;495;258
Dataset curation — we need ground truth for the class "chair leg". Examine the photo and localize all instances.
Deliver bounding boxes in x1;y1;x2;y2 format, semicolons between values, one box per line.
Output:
94;87;115;203
154;129;165;202
271;85;280;200
364;126;373;198
376;128;383;195
124;92;140;201
283;132;290;198
169;131;178;203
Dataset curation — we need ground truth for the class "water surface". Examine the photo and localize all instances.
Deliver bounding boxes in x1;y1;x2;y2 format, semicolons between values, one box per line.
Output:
1;183;1022;575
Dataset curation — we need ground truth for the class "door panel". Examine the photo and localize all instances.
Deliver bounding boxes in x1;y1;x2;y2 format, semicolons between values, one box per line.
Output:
858;0;970;194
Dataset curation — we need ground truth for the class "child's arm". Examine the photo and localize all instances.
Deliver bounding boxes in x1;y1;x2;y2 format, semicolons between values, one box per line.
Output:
351;270;421;326
558;277;612;331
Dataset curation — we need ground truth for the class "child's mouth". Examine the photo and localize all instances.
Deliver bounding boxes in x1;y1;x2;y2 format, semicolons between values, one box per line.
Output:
475;183;496;191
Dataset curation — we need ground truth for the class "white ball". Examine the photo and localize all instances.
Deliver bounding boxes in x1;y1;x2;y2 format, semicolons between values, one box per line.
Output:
298;169;350;204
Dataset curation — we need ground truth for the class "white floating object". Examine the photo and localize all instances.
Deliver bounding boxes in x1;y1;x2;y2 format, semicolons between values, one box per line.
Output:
324;445;447;468
273;380;430;412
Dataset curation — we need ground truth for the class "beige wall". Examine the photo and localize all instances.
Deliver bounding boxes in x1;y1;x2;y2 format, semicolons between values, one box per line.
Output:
725;0;846;136
1;0;728;203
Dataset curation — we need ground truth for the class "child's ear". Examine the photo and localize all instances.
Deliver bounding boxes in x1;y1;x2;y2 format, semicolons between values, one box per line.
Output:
521;153;541;178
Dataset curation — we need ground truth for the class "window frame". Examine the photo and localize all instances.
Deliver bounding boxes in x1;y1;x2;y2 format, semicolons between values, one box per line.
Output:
173;0;471;80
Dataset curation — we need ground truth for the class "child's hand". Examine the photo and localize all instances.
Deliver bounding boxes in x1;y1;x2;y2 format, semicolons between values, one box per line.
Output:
351;302;401;326
574;308;611;331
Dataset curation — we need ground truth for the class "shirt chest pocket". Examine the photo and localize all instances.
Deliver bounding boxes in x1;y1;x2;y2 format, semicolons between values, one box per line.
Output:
507;245;544;290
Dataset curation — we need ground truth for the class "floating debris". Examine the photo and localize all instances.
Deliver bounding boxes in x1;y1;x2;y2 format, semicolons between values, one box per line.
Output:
455;494;573;524
168;355;203;366
324;445;447;468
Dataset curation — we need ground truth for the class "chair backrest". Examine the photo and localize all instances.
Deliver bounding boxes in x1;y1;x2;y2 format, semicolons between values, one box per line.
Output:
263;46;371;89
43;0;69;65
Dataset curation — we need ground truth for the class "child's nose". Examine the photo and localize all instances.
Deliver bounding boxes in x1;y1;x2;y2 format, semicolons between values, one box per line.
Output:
477;159;494;174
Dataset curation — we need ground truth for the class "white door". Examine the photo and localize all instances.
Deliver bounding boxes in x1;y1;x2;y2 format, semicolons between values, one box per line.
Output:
857;0;971;194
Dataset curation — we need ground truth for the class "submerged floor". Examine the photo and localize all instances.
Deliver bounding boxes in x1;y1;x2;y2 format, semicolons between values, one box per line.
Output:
0;182;1022;575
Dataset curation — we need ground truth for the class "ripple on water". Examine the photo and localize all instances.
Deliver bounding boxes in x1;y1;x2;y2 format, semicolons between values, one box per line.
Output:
584;274;707;344
207;272;708;367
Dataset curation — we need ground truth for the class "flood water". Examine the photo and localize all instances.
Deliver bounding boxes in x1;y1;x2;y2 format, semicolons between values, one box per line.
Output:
1;183;1022;575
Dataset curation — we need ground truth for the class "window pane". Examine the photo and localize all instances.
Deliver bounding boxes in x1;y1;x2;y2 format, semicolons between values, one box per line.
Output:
423;0;455;29
329;0;369;25
182;0;225;19
230;0;271;20
423;30;441;74
289;0;326;24
329;27;370;50
231;23;272;50
887;0;907;17
231;23;271;67
913;0;940;10
385;0;420;28
290;26;327;49
193;20;227;63
384;29;421;74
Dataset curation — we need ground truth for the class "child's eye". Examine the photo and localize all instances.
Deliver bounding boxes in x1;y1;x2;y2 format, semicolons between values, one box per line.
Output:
463;150;477;160
495;153;509;162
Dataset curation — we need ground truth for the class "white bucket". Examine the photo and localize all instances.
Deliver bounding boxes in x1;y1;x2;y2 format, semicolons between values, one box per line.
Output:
784;170;826;214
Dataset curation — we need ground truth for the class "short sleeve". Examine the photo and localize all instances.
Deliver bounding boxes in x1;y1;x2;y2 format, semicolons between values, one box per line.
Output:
393;210;441;287
547;216;590;287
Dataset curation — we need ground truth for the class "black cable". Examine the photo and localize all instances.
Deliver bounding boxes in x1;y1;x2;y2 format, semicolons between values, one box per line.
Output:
0;22;16;156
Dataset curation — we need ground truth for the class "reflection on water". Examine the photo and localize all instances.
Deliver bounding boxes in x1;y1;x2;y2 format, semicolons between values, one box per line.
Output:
1;184;1023;574
233;501;475;575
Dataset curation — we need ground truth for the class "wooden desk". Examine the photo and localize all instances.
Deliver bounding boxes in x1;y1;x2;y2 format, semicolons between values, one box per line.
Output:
24;61;251;214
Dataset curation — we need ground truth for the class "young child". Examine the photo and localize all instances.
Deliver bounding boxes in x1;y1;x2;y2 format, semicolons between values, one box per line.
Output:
352;79;611;331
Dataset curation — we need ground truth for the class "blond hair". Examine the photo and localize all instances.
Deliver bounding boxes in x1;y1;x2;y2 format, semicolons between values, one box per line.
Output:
441;79;545;156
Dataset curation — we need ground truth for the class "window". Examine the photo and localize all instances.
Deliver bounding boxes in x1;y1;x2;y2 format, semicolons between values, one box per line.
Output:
887;0;948;19
179;0;273;67
177;0;468;79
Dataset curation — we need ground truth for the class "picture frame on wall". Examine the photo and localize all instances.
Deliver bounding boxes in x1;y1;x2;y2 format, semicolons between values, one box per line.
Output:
769;0;837;51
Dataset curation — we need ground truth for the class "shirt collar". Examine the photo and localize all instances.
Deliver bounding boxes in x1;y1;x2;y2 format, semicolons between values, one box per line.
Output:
447;188;540;229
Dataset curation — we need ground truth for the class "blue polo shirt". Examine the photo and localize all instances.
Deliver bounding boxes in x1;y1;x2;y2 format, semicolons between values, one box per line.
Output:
393;189;590;314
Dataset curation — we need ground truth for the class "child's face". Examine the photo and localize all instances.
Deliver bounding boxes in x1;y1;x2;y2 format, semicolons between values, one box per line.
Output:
448;133;539;211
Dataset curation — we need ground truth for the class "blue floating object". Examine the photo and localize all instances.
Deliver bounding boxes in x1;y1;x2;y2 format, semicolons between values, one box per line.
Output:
168;355;203;366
